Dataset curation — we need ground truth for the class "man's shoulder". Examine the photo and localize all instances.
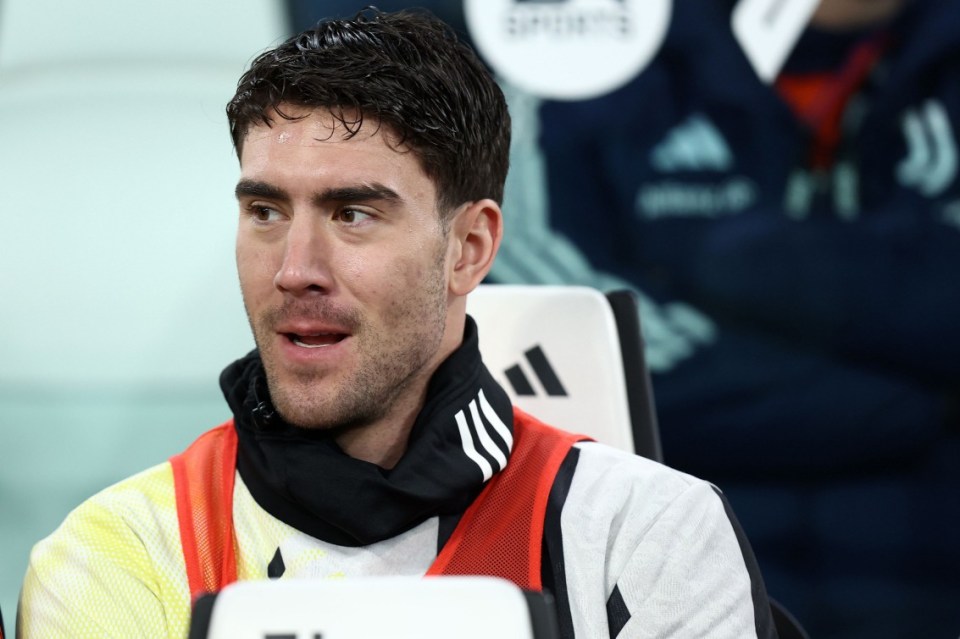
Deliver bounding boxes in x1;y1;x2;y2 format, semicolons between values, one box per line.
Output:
569;440;713;508
516;410;707;502
31;462;177;569
21;461;192;637
557;438;740;565
87;461;178;513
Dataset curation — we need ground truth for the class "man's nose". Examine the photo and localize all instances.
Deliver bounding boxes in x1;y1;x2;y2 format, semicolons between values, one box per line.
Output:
274;218;334;295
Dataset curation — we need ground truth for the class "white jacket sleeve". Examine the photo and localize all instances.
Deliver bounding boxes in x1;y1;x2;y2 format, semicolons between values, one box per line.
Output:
561;442;775;638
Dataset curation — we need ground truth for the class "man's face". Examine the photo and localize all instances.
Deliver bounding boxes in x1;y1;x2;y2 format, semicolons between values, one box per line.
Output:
235;108;455;432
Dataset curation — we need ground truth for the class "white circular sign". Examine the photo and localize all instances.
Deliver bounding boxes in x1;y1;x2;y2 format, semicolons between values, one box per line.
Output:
465;0;671;100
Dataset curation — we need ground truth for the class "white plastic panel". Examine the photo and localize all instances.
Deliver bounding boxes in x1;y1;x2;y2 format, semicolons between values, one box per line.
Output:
468;285;635;453
205;577;536;639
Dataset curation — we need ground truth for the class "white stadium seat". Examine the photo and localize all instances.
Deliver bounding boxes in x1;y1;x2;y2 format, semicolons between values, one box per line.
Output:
467;284;662;459
189;576;559;639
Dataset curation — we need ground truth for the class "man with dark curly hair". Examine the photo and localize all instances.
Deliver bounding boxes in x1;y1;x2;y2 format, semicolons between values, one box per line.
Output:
19;9;776;638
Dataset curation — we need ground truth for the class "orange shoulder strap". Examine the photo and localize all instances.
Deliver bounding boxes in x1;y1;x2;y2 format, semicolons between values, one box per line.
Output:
427;407;587;590
170;420;239;601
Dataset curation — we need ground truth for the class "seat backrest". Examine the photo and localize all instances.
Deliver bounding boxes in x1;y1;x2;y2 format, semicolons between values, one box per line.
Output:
467;284;662;460
190;576;558;639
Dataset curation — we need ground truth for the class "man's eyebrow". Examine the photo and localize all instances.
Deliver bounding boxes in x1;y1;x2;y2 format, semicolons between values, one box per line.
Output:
235;179;288;202
235;180;402;207
315;183;402;206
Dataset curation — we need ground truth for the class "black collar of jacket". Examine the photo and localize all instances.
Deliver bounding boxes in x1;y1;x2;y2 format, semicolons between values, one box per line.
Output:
220;316;515;547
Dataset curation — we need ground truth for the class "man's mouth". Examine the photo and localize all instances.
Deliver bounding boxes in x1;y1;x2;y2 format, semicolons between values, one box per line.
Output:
287;332;348;348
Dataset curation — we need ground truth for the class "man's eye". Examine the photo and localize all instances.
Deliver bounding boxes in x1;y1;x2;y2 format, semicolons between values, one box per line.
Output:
336;208;373;224
250;206;280;222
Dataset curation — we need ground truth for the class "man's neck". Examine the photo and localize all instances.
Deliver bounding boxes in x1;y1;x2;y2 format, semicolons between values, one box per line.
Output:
334;384;428;469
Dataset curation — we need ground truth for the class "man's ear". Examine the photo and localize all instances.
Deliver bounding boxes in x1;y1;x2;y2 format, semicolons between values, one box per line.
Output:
447;198;503;296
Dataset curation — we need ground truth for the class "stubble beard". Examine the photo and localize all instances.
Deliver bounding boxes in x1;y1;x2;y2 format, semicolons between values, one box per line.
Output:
247;243;449;434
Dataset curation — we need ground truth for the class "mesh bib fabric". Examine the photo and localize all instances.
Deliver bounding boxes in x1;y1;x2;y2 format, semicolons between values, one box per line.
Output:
170;421;238;600
427;408;584;590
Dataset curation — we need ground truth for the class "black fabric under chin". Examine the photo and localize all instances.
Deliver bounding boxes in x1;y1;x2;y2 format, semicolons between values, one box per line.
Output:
222;316;515;547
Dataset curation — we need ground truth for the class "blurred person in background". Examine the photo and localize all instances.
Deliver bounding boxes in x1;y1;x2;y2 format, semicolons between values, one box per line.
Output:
487;0;960;637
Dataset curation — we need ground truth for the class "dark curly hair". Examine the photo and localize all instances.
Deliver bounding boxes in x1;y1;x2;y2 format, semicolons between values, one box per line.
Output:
226;8;511;213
